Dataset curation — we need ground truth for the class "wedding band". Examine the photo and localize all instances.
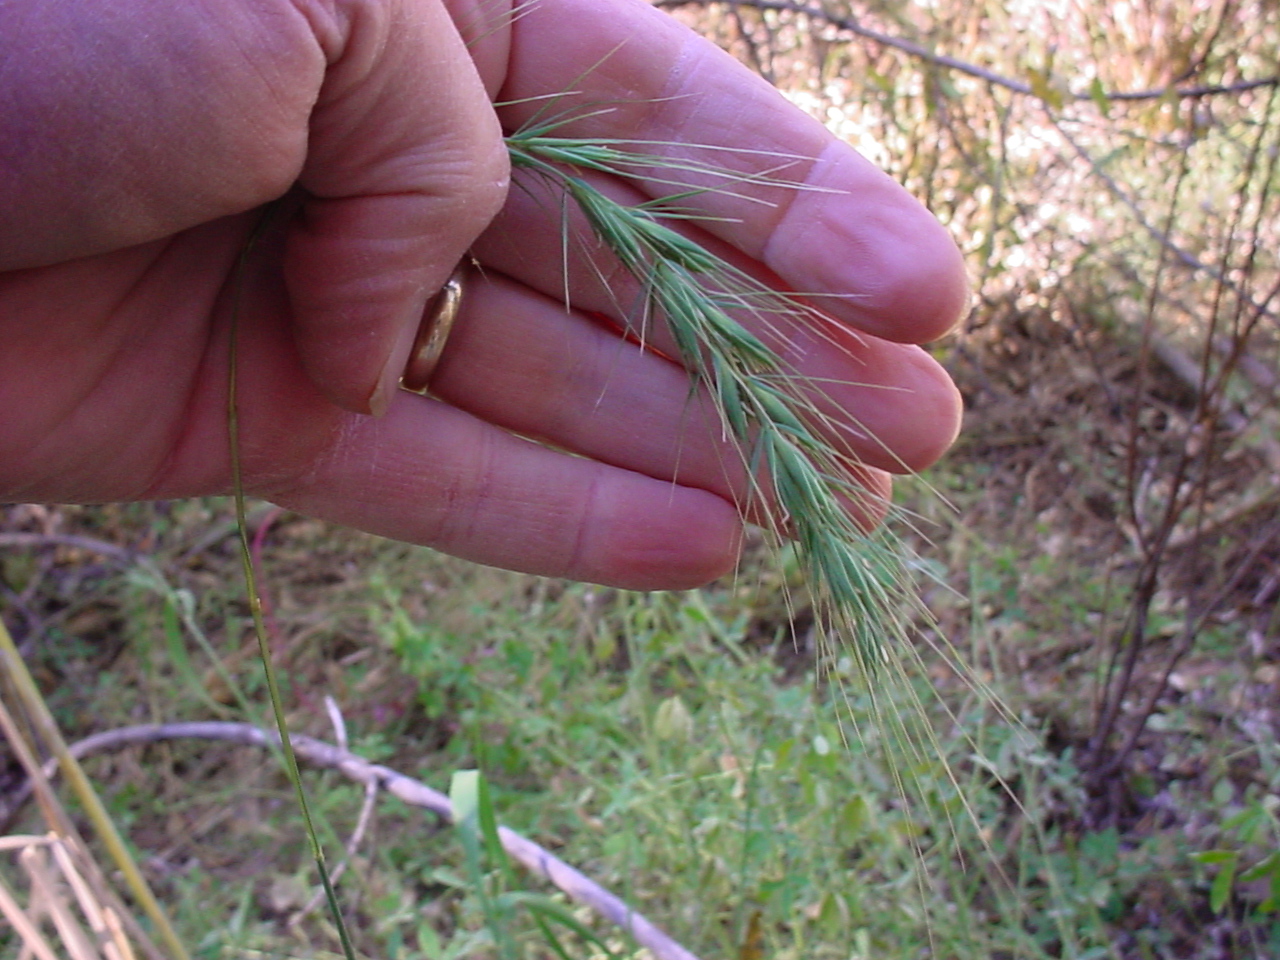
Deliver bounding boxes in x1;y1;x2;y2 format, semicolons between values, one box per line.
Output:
400;265;467;395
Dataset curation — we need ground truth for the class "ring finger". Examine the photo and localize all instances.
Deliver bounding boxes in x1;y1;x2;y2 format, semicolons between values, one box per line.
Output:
417;268;936;521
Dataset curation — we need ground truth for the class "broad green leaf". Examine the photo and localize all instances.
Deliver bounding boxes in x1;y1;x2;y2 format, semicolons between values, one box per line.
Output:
1209;856;1238;914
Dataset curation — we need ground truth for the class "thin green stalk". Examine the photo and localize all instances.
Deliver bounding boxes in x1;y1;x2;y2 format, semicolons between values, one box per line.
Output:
227;213;358;960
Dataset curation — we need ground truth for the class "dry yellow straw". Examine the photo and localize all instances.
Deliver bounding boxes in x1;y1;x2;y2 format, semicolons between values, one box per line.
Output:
0;616;190;960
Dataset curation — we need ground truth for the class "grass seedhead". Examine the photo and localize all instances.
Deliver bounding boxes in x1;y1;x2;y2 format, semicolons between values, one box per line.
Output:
511;132;923;673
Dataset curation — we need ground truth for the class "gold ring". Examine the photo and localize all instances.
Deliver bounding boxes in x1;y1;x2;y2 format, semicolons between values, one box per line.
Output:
400;265;467;395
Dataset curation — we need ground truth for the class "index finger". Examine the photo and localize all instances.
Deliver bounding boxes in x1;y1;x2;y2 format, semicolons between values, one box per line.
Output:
494;0;968;344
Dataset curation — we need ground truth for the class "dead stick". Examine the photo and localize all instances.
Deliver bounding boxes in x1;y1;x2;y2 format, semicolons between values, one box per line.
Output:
5;721;703;960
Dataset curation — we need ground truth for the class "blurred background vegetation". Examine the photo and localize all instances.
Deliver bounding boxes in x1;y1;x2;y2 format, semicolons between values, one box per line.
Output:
3;1;1278;957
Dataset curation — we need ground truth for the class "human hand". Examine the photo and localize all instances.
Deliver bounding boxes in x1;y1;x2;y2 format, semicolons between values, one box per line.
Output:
0;0;966;590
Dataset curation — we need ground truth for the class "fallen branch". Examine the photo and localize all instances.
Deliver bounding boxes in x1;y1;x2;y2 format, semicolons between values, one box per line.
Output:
0;533;138;565
655;0;1280;104
3;721;703;960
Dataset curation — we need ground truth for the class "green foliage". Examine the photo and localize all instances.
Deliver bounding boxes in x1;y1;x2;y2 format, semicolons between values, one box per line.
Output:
1195;794;1280;918
450;768;624;960
385;582;1097;959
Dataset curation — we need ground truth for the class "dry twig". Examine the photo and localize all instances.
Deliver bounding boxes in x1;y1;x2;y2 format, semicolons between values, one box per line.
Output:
5;721;704;960
655;0;1280;103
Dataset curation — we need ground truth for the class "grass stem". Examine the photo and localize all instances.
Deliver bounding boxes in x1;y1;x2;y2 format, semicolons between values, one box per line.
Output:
227;209;358;960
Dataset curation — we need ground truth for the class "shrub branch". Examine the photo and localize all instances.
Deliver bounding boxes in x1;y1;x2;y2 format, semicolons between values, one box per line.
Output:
655;0;1280;103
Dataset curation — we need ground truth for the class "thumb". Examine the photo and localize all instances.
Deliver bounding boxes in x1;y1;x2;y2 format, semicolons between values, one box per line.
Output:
286;0;509;415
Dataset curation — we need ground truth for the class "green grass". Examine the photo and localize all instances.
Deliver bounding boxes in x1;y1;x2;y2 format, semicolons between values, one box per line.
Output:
7;489;1280;959
7;172;1279;954
377;575;1067;958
